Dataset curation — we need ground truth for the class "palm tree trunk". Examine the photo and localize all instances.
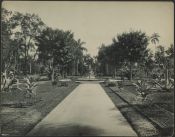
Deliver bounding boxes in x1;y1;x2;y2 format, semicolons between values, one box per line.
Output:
51;67;55;82
16;55;19;73
114;66;117;78
14;53;17;73
73;60;76;75
17;47;20;73
106;63;109;75
76;60;79;75
24;44;27;75
165;68;169;88
130;62;133;81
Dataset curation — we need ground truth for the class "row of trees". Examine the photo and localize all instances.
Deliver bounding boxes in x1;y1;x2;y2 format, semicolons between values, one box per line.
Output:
36;27;95;80
2;8;45;75
96;31;174;86
2;8;94;80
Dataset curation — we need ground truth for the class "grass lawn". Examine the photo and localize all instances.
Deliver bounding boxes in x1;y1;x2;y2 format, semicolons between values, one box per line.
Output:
0;80;78;136
101;84;159;137
101;82;174;137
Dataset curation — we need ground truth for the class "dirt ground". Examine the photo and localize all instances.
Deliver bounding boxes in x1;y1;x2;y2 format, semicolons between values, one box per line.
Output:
0;81;78;136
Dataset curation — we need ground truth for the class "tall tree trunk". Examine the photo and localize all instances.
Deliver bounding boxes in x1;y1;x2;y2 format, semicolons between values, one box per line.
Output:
106;63;109;76
62;66;65;78
76;60;79;75
121;70;124;81
50;57;55;81
14;54;17;73
16;56;18;73
51;67;55;82
165;68;169;88
17;47;19;73
24;44;27;75
1;69;7;91
88;65;91;79
73;60;76;75
24;37;31;75
130;63;133;81
114;66;117;78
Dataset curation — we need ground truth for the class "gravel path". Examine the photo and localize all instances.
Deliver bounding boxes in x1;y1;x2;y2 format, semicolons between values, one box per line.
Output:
27;83;137;136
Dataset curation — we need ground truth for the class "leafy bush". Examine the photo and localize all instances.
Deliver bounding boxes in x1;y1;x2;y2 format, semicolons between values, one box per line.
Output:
132;80;154;99
152;78;174;92
118;81;124;89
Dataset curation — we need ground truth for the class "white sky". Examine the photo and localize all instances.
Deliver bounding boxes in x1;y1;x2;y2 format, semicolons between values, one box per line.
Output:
2;1;174;56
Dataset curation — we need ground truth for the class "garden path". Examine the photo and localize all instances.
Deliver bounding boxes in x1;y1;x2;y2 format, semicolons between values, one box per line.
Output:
27;82;137;136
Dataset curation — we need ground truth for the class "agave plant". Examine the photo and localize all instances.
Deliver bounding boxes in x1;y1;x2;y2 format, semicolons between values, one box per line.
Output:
152;78;174;92
24;76;37;94
132;80;154;99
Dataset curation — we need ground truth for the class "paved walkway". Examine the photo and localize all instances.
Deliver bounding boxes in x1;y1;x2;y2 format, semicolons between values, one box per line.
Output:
27;83;137;136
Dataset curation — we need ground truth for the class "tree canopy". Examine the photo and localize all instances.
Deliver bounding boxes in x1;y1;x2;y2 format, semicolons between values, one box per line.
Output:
97;30;149;79
1;8;89;78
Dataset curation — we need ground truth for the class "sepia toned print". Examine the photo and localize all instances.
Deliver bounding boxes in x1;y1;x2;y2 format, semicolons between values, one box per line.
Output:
1;1;174;136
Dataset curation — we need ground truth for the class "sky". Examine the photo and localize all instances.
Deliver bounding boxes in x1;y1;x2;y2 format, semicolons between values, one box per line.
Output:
2;1;174;56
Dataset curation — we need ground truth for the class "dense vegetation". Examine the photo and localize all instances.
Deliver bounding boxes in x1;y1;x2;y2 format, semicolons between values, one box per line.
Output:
1;8;94;81
1;7;174;92
96;31;174;89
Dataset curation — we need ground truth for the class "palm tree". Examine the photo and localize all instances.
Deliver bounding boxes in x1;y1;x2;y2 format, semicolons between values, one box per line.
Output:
74;39;86;75
150;33;160;45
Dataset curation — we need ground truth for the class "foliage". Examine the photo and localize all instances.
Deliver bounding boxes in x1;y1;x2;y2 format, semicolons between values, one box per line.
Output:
152;78;174;92
36;27;88;79
10;12;45;74
1;8;14;72
117;31;149;63
96;30;174;87
149;33;160;45
132;80;155;99
97;30;149;79
1;8;45;75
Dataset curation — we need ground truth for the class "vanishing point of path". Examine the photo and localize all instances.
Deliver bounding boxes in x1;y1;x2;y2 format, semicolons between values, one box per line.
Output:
27;82;137;136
